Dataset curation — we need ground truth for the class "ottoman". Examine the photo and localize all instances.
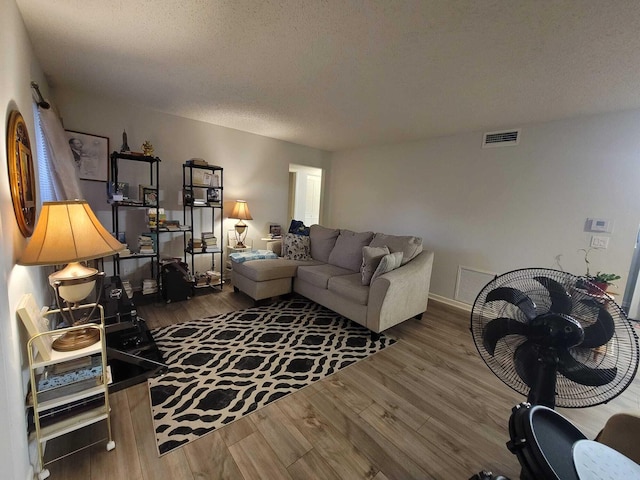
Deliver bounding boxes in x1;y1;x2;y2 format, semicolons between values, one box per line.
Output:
232;258;296;301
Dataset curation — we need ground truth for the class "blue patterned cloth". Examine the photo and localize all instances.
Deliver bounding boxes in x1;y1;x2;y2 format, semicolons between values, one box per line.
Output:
229;249;278;263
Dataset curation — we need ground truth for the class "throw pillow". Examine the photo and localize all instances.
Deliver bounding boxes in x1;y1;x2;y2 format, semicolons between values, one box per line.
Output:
361;245;390;285
288;219;310;236
370;251;403;284
283;233;311;260
328;229;374;272
369;233;423;265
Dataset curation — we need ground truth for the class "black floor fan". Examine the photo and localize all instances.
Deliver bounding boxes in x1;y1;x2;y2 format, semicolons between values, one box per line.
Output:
469;268;640;480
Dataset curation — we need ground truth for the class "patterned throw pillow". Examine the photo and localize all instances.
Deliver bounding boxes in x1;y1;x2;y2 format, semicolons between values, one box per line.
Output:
283;233;311;260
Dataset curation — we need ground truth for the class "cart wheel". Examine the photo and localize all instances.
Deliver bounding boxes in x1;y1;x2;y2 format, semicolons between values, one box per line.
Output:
166;299;171;304
106;440;116;451
186;296;191;300
38;469;50;480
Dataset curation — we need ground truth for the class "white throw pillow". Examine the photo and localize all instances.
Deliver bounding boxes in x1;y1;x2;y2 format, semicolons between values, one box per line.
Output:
361;245;390;285
370;252;403;284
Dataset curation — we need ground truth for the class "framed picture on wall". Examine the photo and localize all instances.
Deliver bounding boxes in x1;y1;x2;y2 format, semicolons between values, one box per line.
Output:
65;130;109;182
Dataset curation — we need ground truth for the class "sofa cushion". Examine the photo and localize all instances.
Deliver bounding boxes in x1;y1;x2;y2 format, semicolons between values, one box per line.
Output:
328;273;369;305
283;233;311;260
297;264;355;289
370;251;403;284
233;258;315;282
309;224;340;263
369;233;423;265
361;245;390;285
328;229;374;272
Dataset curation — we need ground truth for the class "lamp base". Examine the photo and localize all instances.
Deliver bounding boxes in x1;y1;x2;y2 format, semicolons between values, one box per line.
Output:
52;328;100;351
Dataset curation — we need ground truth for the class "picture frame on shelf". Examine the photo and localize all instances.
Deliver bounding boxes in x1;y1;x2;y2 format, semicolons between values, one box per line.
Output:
139;185;158;207
207;188;220;203
65;130;109;182
17;293;52;361
183;187;193;206
269;224;282;238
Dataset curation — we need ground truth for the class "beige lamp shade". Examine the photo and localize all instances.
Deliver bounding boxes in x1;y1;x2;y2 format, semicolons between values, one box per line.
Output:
18;200;125;266
229;200;253;221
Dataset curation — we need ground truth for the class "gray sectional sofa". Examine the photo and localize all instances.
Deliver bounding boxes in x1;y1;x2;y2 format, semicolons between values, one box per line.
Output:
231;225;434;333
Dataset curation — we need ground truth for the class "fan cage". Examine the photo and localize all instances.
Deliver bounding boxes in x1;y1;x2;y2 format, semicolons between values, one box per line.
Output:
471;268;639;408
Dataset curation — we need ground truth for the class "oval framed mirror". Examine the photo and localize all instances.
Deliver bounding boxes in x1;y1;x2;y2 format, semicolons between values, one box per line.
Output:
6;110;36;237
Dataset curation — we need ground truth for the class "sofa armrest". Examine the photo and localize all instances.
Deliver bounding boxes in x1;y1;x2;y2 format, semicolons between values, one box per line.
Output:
367;250;434;332
267;239;283;257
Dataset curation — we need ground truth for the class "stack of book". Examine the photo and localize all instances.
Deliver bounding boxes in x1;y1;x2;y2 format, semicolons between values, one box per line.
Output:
188;238;204;252
121;280;133;299
139;235;155;254
142;278;158;295
165;220;180;231
206;270;221;283
118;243;132;257
186;158;209;167
202;232;217;248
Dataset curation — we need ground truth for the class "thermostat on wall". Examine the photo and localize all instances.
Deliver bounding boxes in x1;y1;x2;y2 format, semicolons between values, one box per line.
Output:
586;218;613;233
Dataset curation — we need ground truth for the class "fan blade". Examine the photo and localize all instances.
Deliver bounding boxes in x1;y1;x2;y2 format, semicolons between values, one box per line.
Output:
514;341;539;387
483;317;528;355
534;276;572;314
579;303;615;348
486;287;537;320
558;350;617;386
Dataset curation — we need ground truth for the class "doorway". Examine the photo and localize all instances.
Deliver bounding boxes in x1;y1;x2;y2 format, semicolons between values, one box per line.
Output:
288;164;323;227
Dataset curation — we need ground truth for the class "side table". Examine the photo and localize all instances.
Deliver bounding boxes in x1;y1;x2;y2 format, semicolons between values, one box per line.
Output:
101;276;167;392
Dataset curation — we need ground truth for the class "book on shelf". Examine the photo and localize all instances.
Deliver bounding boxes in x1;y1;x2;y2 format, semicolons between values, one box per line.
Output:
142;278;158;295
165;220;180;231
37;356;103;392
186;158;209;167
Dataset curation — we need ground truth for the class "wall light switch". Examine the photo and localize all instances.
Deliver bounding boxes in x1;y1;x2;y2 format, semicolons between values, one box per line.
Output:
591;235;610;249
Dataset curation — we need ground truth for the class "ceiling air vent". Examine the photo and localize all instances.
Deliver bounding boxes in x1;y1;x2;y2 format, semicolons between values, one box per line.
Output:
482;129;521;148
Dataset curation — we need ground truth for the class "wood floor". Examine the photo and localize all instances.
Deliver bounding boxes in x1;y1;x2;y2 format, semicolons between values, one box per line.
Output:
47;285;640;479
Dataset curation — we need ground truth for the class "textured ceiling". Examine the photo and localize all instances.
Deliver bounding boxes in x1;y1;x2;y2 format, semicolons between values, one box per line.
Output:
15;0;640;151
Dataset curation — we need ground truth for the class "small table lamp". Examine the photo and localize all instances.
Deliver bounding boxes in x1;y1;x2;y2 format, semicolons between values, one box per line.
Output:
18;200;125;350
229;200;253;248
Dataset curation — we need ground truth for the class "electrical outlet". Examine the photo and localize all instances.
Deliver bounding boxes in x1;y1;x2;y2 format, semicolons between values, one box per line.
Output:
591;235;610;249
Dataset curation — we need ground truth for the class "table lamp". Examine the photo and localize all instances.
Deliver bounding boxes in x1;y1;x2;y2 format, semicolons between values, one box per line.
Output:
229;200;253;248
18;200;125;351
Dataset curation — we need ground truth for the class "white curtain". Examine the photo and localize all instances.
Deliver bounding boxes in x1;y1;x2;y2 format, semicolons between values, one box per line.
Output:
36;105;82;200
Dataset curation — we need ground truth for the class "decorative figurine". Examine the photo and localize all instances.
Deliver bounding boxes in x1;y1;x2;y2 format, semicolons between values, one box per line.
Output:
142;140;154;156
120;130;130;152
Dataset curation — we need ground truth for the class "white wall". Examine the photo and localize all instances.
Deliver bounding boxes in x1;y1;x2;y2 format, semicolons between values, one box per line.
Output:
52;88;331;281
327;110;640;304
1;2;50;479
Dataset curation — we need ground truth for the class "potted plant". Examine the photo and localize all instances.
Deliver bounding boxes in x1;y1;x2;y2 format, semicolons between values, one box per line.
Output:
588;272;621;292
578;248;620;293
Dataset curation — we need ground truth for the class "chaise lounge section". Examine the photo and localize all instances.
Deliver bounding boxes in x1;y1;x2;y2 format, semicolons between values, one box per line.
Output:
231;225;434;333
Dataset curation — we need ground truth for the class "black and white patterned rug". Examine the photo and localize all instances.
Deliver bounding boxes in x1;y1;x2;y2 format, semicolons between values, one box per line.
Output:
148;296;396;455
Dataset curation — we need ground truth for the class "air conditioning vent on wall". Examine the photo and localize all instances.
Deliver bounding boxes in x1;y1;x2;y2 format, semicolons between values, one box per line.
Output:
482;129;521;148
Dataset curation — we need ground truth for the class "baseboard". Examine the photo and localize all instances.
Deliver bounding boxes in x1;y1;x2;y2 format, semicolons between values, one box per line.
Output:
428;293;472;312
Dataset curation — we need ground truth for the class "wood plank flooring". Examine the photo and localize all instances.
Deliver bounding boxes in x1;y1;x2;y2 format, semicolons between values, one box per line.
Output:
47;285;640;479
